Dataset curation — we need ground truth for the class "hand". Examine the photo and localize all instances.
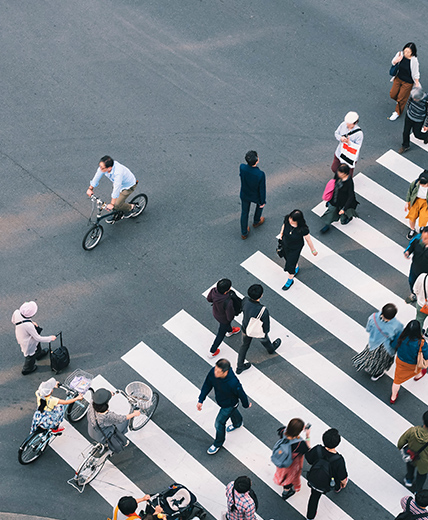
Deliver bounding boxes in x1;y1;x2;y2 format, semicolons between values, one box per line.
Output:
396;51;403;62
259;204;266;208
405;202;410;212
86;188;94;197
133;410;141;417
196;402;203;411
32;321;38;327
312;250;318;256
305;427;311;437
248;402;252;408
106;203;114;211
76;394;84;401
340;136;348;143
51;335;57;341
141;494;151;501
154;505;164;515
423;126;428;132
338;209;344;215
404;251;410;259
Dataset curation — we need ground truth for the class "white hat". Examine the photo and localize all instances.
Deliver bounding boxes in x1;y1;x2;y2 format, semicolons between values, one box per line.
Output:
344;111;359;124
20;301;38;318
37;378;57;398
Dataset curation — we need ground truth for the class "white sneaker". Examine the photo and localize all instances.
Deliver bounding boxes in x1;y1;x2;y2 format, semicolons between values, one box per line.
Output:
389;111;399;121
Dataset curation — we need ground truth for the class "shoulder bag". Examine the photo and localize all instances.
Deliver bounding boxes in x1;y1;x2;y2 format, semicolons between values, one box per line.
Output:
339;128;362;167
401;439;428;463
419;275;428;314
322;178;336;202
416;339;428;371
246;307;266;338
94;415;128;453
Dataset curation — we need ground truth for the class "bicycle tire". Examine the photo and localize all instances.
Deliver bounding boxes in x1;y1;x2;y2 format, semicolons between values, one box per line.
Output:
18;431;50;464
74;446;106;486
129;391;159;431
129;193;148;217
82;225;104;251
65;398;90;423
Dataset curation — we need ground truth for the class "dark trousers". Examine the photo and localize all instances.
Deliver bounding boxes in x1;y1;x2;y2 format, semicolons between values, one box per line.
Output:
307;488;323;520
22;343;45;373
406;462;428;492
240;199;264;236
214;405;242;447
331;154;355;177
237;331;274;369
409;266;418;293
210;322;233;353
402;114;428;147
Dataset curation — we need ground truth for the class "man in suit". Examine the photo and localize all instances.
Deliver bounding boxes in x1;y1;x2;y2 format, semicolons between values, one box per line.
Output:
239;150;266;239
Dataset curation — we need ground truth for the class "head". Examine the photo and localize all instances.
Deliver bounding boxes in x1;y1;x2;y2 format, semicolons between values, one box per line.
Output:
337;163;350;179
344;111;359;130
421;228;428;247
214;358;230;378
323;428;341;449
419;170;428;186
118;496;138;515
415;490;428;509
19;301;38;318
217;278;232;295
381;303;397;321
412;87;425;102
403;42;417;58
402;320;422;341
245;150;259;167
37;378;57;398
423;411;428;428
285;418;305;438
234;476;251;494
288;209;307;229
92;388;112;413
247;284;263;301
99;155;114;172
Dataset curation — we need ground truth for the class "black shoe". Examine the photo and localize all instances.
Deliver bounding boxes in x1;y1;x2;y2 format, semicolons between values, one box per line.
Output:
271;338;281;352
320;225;330;234
341;216;352;225
35;348;49;360
407;229;416;240
236;363;251;375
22;365;38;375
282;487;295;500
405;293;417;304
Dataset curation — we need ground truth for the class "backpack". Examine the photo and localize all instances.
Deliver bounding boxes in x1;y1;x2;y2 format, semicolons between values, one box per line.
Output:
271;436;302;468
307;445;341;493
395;497;428;520
49;331;70;374
224;290;243;316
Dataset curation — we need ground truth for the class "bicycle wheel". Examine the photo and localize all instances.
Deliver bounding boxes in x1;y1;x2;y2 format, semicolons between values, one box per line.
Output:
82;225;104;251
65;398;90;423
130;193;148;217
74;446;106;486
18;431;50;464
129;391;159;431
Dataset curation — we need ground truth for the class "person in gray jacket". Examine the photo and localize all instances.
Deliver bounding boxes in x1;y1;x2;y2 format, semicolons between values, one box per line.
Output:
236;284;281;374
399;87;428;154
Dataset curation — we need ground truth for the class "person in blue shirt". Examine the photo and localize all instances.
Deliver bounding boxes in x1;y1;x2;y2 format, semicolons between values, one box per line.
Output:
239;150;266;239
86;155;138;223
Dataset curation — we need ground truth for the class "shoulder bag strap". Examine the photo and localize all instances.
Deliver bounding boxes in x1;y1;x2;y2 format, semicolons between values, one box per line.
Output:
415;440;428;456
93;413;110;442
345;128;362;137
424;274;428;303
372;313;389;339
14;319;32;326
256;307;266;320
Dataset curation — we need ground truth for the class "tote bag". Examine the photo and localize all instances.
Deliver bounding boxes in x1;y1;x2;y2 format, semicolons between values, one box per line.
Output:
246;307;266;338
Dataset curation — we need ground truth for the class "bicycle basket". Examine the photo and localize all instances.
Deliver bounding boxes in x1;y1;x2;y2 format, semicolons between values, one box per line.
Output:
125;382;153;410
64;369;94;394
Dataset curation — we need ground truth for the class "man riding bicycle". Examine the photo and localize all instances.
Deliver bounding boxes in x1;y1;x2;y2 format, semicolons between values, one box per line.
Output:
86;156;138;223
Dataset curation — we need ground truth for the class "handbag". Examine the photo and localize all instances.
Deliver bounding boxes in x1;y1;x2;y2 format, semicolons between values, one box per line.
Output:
389;62;399;77
322;178;335;202
276;239;285;258
94;416;128;453
339;128;362;167
419;274;428;314
246;307;266;338
401;441;428;463
416;339;428;371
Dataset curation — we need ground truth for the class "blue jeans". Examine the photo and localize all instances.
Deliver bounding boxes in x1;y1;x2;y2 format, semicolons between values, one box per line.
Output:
211;322;233;353
214;405;242;447
409;267;418;293
240;199;263;236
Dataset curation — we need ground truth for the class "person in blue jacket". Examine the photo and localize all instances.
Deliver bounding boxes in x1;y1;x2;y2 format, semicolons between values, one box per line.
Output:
197;358;251;455
239;150;266;239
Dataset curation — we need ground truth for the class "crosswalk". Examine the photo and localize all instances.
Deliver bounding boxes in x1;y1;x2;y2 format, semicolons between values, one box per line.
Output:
32;144;428;520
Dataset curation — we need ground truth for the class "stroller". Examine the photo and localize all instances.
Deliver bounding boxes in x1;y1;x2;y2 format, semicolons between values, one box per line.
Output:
142;483;206;520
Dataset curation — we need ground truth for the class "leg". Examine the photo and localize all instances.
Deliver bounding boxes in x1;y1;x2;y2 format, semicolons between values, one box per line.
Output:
409;266;418;293
402;114;413;148
405;462;416;485
214;407;234;447
396;81;413;116
390;77;401;102
22;353;37;374
237;333;252;369
307;488;323;520
321;205;339;226
412;120;426;142
253;204;264;226
210;322;232;353
416;304;427;330
331;155;340;175
413;470;427;492
240;199;251;236
260;334;274;354
114;184;137;213
229;406;243;428
391;382;401;401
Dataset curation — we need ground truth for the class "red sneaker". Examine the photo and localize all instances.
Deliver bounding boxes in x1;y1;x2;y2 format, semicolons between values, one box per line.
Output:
415;368;427;381
208;349;220;358
51;427;65;433
226;327;241;337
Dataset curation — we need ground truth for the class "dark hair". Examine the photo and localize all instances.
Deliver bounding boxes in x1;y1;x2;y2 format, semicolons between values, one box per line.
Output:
403;42;417;57
234;476;251;493
99;155;114;168
93;402;109;413
38;399;47;413
323;428;341;449
118;496;138;515
396;320;422;350
337;164;350;175
423;411;428;428
217;278;232;294
419;170;428;185
285;418;304;437
381;303;397;320
245;150;258;166
416;490;428;508
286;209;308;231
248;284;263;300
216;358;230;372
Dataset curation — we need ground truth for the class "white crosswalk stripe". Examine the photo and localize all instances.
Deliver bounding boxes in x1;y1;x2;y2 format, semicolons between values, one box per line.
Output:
376;149;423;181
410;134;428;152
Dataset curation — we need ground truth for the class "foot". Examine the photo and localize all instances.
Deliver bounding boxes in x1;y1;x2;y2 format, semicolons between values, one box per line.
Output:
390;393;399;404
398;146;410;154
51;427;65;433
236;362;251;375
281;487;296;500
105;213;122;224
407;229;417;240
226;422;243;433
253;216;265;228
241;227;250;240
404;478;413;488
405;294;417;304
341;216;353;225
207;444;220;455
294;266;300;276
35;348;49;360
225;327;241;338
208;348;220;358
389;111;400;121
370;372;385;381
414;368;427;381
272;338;281;351
22;365;38;375
320;225;330;234
282;278;294;291
123;205;136;218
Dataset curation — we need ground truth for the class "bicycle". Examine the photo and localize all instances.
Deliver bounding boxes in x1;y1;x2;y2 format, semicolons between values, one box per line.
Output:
82;193;148;251
18;369;93;465
69;381;159;492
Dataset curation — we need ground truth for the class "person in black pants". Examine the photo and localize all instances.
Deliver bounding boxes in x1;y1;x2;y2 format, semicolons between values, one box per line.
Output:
397;411;428;491
404;228;428;303
399;87;428;154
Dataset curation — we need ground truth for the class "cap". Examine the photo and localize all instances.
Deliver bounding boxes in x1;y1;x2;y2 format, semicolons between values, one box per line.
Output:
38;378;57;398
20;301;38;318
92;388;112;405
344;111;359;124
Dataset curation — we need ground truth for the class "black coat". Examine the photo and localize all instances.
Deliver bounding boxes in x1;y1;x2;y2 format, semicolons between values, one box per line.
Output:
331;176;358;211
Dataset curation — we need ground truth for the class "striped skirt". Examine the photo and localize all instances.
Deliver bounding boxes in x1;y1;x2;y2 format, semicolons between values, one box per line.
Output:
352;344;395;377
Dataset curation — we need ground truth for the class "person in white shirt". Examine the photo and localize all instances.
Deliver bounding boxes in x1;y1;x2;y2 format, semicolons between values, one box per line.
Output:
405;171;428;240
331;111;364;177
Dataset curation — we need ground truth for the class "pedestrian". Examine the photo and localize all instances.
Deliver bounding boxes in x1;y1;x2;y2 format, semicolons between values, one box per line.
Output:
225;476;256;520
352;303;403;381
404;228;428;304
86;155;139;223
390;321;428;404
110;495;153;520
239;150;266;240
11;301;57;375
320;164;359;234
305;428;348;520
273;418;311;500
237;284;281;374
331;111;363;177
398;87;428;154
197;358;251;455
399;490;428;519
206;278;241;358
414;273;428;330
405;171;428;240
397;411;428;491
389;42;421;121
278;209;318;291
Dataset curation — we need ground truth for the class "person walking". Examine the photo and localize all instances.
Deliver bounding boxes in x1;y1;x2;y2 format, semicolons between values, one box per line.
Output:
352;303;403;381
273;418;311;500
404;228;428;304
11;301;57;375
331;111;363;176
405;171;428;240
305;428;348;520
390;321;428;404
414;273;428;330
390;42;421;121
197;358;251;455
237;284;281;374
206;278;240;358
320;164;359;234
397;411;428;491
278;209;318;290
398;87;428;154
239;150;266;240
225;476;257;520
399;490;428;519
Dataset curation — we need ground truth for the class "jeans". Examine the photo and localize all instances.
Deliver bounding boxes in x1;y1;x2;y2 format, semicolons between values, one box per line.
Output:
210;322;233;353
406;462;428;492
409;267;418;293
307;488;323;519
240;199;263;236
214;406;242;447
402;114;428;148
237;331;274;369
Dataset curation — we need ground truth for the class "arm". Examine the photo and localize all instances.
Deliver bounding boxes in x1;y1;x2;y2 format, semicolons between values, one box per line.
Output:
304;234;318;256
410;56;420;85
237;382;250;408
197;373;213;409
244;500;256;520
225;299;235;323
392;51;402;65
334;123;344;142
25;323;56;343
279;224;285;240
262;308;270;334
207;288;214;303
397;429;411;449
259;171;266;206
57;394;84;406
87;168;104;195
405;181;415;211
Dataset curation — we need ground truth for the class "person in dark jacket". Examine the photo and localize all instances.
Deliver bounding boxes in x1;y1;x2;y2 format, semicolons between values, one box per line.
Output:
236;284;281;374
207;278;241;358
399;87;428;154
404;228;428;303
320;164;359;233
239;150;266;240
197;358;251;455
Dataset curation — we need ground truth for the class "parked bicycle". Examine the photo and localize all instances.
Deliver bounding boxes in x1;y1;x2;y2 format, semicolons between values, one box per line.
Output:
69;381;159;492
82;193;148;250
18;369;93;465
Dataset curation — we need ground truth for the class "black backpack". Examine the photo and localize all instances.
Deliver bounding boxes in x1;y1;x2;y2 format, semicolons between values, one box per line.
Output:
396;497;428;520
225;290;243;316
49;331;70;374
307;446;341;493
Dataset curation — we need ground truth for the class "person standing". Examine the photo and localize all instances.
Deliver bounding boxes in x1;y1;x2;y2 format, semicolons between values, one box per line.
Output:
239;150;266;239
197;358;251;455
331;112;363;177
237;284;281;374
404;228;428;304
278;209;318;290
352;303;403;381
405;171;428;240
305;428;348;520
399;491;428;519
399;87;428;154
397;411;428;491
225;476;256;520
206;278;240;358
11;301;56;375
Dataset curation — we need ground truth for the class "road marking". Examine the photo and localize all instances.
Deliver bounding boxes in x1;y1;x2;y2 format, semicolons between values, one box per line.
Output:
376;149;422;182
410;134;428;152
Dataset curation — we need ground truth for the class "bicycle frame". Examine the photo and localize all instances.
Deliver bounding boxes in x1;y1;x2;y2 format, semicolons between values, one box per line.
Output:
87;195;122;225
